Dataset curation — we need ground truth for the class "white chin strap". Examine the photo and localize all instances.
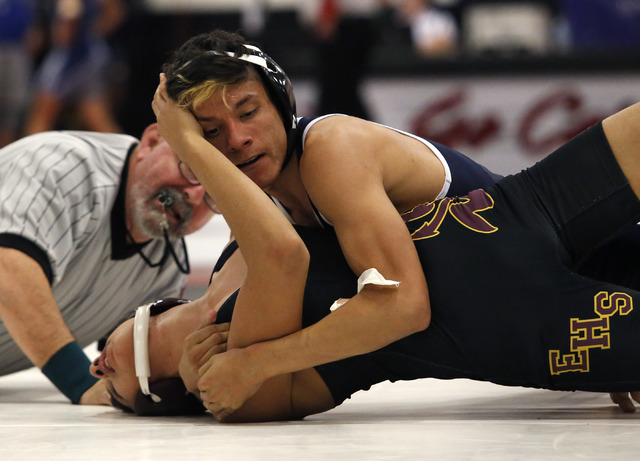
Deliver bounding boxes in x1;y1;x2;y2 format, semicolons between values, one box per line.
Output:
133;303;162;403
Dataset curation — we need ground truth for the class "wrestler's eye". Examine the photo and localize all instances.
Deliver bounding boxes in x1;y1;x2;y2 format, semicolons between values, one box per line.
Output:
203;127;219;138
240;107;258;119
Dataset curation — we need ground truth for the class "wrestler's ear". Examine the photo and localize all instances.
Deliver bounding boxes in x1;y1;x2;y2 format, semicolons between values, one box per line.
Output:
133;378;206;417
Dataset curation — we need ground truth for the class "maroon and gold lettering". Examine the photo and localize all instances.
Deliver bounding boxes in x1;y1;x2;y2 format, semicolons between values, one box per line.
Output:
594;291;633;317
549;349;589;374
403;189;498;240
549;292;633;375
403;199;451;240
449;189;499;234
570;317;610;350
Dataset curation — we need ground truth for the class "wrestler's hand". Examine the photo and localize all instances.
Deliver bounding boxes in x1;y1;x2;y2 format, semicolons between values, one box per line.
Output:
79;379;110;406
179;310;229;396
151;73;203;158
197;347;265;421
609;392;640;413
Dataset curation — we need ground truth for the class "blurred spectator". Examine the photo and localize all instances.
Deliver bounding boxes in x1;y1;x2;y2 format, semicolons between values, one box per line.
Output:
241;0;267;39
300;0;383;120
460;0;554;56
397;0;458;56
561;0;640;53
0;0;36;147
24;0;126;134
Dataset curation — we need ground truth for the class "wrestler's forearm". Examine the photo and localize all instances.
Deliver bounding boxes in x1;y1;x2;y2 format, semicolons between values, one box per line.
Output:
245;283;429;380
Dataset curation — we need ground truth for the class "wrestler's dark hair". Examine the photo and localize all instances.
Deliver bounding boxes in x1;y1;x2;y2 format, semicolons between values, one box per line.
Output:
110;394;133;413
163;31;249;100
133;377;206;417
162;29;298;168
111;378;206;417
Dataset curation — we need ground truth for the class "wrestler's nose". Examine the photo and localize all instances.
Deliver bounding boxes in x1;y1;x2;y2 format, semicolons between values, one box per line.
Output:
90;358;104;378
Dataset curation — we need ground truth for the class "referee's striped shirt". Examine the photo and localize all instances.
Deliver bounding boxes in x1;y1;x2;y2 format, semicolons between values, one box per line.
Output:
0;131;187;375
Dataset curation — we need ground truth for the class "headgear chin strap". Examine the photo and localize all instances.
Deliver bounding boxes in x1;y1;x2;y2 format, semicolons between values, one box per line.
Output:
130;298;205;416
133;303;162;403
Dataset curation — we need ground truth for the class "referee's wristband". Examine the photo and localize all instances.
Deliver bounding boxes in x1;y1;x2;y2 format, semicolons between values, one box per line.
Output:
41;341;99;404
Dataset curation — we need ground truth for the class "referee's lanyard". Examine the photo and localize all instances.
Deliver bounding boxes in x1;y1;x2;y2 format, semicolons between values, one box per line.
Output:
126;227;191;274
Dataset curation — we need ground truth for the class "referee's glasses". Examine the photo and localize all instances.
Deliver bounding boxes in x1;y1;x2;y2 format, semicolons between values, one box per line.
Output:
178;161;219;213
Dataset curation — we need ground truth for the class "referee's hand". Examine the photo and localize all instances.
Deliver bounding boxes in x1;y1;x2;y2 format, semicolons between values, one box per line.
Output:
79;380;110;406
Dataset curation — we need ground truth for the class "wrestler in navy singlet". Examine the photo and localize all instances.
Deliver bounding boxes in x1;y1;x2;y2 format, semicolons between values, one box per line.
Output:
296;116;502;197
217;122;640;406
291;116;501;228
294;116;640;292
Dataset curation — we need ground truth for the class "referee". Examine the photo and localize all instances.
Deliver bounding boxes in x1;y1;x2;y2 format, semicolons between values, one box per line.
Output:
0;123;215;405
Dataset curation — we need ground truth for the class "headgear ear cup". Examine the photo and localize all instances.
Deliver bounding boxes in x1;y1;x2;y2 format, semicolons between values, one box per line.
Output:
252;47;298;169
134;378;206;416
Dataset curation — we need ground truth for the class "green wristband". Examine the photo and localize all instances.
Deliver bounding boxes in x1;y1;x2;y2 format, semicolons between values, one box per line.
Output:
41;341;99;404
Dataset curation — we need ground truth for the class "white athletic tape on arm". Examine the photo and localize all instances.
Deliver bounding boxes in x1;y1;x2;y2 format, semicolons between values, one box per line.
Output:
357;268;401;292
329;268;401;311
329;299;349;311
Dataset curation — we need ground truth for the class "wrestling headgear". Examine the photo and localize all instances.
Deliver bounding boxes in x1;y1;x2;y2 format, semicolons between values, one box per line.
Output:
132;298;206;416
207;44;298;167
164;31;298;168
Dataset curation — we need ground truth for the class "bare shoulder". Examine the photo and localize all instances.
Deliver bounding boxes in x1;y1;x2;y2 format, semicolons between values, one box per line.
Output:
304;116;379;153
300;115;447;214
301;116;389;179
298;117;393;224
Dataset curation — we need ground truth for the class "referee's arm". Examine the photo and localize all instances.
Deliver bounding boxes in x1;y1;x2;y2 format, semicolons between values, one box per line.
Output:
0;247;109;405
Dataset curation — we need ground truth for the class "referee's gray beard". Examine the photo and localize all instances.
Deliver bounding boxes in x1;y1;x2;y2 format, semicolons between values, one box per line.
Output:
132;188;193;240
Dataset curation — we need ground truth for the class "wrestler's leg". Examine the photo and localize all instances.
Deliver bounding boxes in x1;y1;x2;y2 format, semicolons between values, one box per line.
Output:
572;103;640;290
600;104;640;411
577;224;640;290
519;117;640;266
602;102;640;199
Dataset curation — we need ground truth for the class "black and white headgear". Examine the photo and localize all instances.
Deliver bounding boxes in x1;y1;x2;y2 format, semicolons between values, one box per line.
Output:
166;32;298;167
132;298;206;416
210;44;298;167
